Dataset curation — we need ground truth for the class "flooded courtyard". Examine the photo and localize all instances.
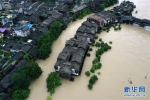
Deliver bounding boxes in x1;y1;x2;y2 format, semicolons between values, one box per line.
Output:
27;0;150;100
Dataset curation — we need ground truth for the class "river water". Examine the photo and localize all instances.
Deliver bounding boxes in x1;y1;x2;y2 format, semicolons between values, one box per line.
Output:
27;0;150;100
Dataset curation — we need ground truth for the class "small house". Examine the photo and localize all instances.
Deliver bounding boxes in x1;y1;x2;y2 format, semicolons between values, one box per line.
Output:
12;23;33;37
88;14;104;27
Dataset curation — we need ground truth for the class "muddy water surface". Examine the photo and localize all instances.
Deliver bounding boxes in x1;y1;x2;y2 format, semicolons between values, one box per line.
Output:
27;0;150;100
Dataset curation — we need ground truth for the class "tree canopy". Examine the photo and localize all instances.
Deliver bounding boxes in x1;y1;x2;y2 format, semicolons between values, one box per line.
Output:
11;61;43;100
38;20;67;60
99;4;105;11
46;72;61;95
12;89;30;100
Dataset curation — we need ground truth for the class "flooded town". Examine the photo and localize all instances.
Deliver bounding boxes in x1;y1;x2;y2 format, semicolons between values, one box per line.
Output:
0;0;150;100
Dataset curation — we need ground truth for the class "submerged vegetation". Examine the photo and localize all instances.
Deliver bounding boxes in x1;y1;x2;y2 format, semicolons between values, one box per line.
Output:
85;24;113;90
85;71;91;76
89;48;93;51
88;75;98;90
47;95;52;100
87;53;91;57
46;72;61;95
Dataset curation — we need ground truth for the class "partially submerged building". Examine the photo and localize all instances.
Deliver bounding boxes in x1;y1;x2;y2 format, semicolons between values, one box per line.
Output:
112;1;135;15
74;20;98;43
55;38;89;81
88;11;117;28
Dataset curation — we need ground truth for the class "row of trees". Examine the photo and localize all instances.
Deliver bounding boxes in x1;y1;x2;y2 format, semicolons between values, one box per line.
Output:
72;8;91;21
46;72;61;95
11;61;43;100
85;30;113;90
98;0;119;11
38;20;67;60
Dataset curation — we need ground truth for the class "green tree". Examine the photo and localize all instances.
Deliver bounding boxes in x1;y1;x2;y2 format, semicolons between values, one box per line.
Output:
38;43;52;60
87;53;91;57
89;48;93;51
11;72;31;89
23;54;30;61
12;89;30;100
60;20;67;30
21;61;43;80
88;83;93;90
97;63;102;69
38;33;53;48
99;4;105;11
92;58;99;64
47;95;52;100
49;21;61;40
77;0;81;4
95;42;101;47
46;72;61;95
72;15;77;21
89;75;98;85
85;71;90;76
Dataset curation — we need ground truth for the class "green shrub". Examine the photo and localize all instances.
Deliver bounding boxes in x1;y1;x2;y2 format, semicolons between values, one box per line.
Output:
0;50;4;55
46;72;61;95
95;36;98;39
104;46;109;51
11;61;43;100
97;29;102;34
108;46;112;49
11;72;31;89
98;72;101;75
92;40;95;43
92;58;99;64
89;48;93;51
88;83;93;90
97;55;101;62
90;66;95;73
12;89;30;100
23;54;30;61
87;53;91;57
101;42;104;47
95;42;101;47
47;95;52;100
97;63;102;69
91;43;95;46
99;38;102;41
85;71;90;76
109;41;112;44
89;75;98;85
103;28;106;31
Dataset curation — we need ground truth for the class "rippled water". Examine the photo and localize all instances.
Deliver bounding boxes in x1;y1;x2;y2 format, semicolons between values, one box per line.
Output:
27;0;150;100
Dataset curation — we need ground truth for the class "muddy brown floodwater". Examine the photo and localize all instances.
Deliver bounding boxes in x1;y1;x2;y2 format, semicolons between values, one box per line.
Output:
27;0;150;100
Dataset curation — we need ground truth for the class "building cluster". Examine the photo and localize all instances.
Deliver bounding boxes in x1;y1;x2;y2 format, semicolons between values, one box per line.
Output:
54;20;97;81
54;10;118;81
54;0;150;81
88;11;117;27
0;0;149;99
0;0;114;98
111;1;135;15
0;0;77;99
120;15;150;27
